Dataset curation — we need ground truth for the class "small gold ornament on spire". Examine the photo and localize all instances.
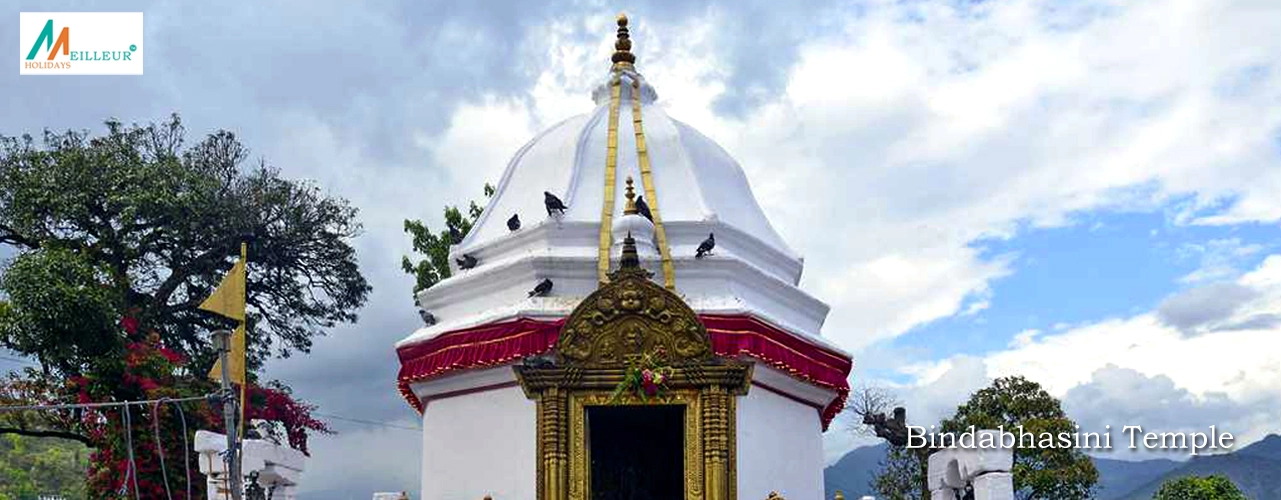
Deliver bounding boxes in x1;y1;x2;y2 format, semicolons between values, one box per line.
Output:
612;13;636;65
624;176;638;215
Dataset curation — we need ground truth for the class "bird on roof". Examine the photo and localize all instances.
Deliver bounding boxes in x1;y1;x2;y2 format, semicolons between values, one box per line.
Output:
529;278;554;297
448;225;463;245
417;309;437;326
635;195;653;222
455;254;477;270
695;233;715;258
544;192;568;217
507;213;521;231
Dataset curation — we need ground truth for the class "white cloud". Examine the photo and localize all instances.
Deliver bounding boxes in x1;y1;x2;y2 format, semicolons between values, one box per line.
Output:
702;0;1281;349
1176;238;1265;284
859;254;1281;459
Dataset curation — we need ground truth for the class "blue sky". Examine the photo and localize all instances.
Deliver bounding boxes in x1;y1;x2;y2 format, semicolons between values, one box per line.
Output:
885;209;1281;368
4;0;1281;497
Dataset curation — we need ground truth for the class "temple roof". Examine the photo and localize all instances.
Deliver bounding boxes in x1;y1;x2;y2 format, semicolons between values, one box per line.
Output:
398;16;842;357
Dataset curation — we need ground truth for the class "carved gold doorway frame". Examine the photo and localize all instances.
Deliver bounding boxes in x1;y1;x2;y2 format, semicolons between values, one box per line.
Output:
516;236;751;500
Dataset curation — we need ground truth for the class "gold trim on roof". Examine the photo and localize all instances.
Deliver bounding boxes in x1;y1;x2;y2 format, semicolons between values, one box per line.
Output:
631;77;677;290
597;76;623;285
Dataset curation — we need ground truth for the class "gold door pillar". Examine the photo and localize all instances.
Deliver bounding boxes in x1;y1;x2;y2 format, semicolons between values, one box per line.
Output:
538;387;569;500
702;386;732;500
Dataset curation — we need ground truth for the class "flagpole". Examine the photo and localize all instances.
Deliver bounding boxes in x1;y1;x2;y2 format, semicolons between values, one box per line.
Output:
238;241;248;442
213;329;243;500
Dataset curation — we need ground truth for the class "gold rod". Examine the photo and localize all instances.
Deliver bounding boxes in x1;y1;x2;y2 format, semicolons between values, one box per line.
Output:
630;79;676;290
597;77;623;284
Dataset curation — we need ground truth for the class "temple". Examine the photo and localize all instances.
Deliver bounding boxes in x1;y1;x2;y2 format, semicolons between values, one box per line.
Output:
394;15;853;500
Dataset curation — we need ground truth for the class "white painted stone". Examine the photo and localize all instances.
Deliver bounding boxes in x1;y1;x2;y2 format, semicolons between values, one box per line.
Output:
420;384;536;500
736;369;827;500
194;430;306;500
971;473;1014;500
371;493;410;500
925;431;1014;500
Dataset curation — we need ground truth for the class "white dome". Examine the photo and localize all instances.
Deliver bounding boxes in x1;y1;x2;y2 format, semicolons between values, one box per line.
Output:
459;73;798;271
399;62;838;354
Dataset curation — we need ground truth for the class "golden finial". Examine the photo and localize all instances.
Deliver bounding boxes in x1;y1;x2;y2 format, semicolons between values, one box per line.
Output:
612;13;636;65
834;492;845;500
624;176;638;215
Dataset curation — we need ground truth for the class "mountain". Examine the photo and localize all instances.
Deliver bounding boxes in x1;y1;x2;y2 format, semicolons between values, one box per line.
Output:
1237;433;1281;460
823;434;1281;500
1093;456;1180;499
823;443;887;499
1118;435;1281;500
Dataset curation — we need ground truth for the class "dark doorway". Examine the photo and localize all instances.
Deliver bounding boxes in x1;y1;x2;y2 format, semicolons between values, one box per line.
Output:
588;404;685;500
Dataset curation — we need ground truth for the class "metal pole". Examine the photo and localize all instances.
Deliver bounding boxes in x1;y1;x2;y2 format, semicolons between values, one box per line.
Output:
213;329;243;500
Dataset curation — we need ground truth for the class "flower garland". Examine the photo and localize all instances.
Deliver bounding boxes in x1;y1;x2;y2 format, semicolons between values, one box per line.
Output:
608;349;675;404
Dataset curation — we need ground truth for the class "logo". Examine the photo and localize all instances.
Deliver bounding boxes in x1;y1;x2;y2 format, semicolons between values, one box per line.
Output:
19;12;143;75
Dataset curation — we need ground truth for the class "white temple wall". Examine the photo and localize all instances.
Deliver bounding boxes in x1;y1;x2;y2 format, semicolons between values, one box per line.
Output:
421;385;536;500
736;385;825;500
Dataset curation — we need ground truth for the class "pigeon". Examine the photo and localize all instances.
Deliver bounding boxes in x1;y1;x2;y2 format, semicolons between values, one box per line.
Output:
544;191;568;217
635;195;653;222
522;353;557;368
418;309;437;326
695;233;715;258
448;226;463;245
507;213;521;231
529;278;554;297
455;254;477;270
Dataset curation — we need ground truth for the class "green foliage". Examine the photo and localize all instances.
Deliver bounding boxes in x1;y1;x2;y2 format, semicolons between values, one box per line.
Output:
0;114;371;375
0;115;365;496
401;183;493;293
940;376;1098;500
873;445;926;500
0;248;120;375
871;376;1099;500
1152;474;1247;500
0;434;88;500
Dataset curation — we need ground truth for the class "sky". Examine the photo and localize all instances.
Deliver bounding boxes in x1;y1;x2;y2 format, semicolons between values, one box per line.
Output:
3;0;1281;497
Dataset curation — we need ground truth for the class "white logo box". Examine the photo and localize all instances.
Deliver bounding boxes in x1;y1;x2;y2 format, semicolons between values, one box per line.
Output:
19;12;143;75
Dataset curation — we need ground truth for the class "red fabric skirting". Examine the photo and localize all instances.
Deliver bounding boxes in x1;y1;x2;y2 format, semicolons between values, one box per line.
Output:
396;315;852;430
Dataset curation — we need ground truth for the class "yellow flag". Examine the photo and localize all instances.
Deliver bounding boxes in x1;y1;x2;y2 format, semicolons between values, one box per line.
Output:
206;324;246;384
202;243;248;385
198;261;246;322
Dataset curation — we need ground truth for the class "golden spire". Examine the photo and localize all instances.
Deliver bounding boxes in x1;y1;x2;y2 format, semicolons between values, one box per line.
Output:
623;176;638;215
612;13;636;65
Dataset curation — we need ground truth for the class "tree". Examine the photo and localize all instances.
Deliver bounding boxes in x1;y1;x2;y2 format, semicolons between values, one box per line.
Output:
845;383;901;437
0;115;371;377
940;376;1098;500
1153;475;1247;500
0;115;362;497
401;183;493;293
869;376;1099;500
873;444;925;500
0;434;88;500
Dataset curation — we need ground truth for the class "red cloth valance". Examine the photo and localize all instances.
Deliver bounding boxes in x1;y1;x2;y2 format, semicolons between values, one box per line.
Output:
396;315;852;430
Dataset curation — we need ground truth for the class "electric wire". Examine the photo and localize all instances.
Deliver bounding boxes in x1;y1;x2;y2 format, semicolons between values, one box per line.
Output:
123;404;142;500
0;355;38;366
175;400;192;500
0;393;214;412
151;401;175;500
312;412;422;430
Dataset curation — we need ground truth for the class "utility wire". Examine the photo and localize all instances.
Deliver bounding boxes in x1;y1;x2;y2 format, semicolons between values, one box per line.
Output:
123;405;142;500
0;394;215;412
176;401;192;500
151;401;175;500
0;355;38;366
312;412;422;430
